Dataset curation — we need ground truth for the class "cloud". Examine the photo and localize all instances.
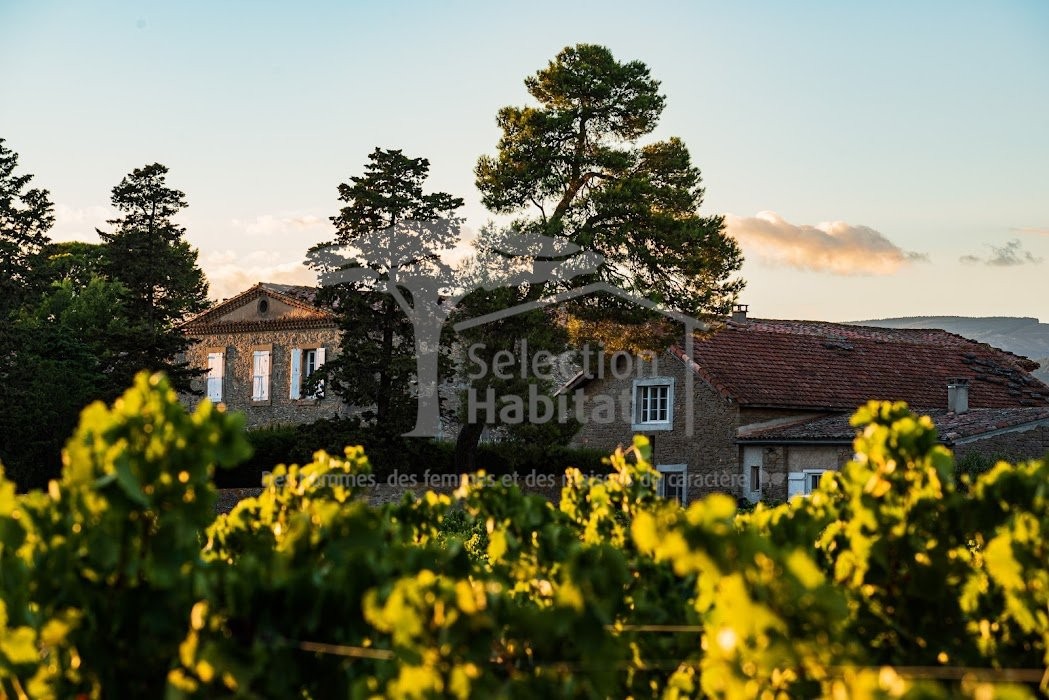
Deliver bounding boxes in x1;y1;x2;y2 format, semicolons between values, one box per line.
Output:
960;239;1043;267
724;211;927;275
201;250;316;300
51;204;111;242
231;213;330;237
1011;226;1049;236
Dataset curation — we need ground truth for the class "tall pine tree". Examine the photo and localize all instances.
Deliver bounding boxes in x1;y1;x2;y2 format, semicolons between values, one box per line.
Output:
0;138;54;320
98;163;209;391
308;148;464;434
454;44;746;468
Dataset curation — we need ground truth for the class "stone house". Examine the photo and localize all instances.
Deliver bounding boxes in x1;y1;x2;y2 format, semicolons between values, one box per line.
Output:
568;307;1049;504
180;283;344;428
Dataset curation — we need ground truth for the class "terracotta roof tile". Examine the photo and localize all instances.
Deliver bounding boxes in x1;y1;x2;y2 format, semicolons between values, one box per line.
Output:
672;319;1049;410
738;407;1049;443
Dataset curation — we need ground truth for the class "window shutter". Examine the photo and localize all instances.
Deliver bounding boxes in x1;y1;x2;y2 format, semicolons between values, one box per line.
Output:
787;472;806;498
290;348;302;400
261;351;270;400
207;352;224;402
314;347;326;397
253;350;271;401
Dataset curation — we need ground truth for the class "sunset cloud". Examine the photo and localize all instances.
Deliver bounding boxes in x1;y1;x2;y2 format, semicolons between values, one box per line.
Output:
201;250;315;300
960;239;1043;267
724;211;927;275
51;204;111;242
1011;226;1049;236
231;213;330;237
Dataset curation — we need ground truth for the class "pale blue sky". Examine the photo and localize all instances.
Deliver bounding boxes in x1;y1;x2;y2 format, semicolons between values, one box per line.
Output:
2;1;1047;320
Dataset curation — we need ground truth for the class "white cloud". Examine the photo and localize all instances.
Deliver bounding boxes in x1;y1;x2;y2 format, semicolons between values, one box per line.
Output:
51;204;111;242
231;213;330;237
201;250;316;300
724;211;927;275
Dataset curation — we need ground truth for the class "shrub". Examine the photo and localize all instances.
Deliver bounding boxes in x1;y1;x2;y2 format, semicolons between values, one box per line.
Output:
0;375;1045;697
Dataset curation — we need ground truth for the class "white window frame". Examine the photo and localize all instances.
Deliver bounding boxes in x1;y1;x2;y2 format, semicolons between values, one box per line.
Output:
206;350;224;402
749;464;762;494
252;349;271;402
742;446;764;503
657;463;687;505
631;377;675;431
788;469;827;497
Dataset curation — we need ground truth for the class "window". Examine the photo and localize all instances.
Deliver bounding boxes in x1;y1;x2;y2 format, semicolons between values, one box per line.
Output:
206;351;224;402
657;464;687;505
632;377;675;431
252;349;271;401
290;346;326;399
750;464;761;492
788;469;827;497
807;471;825;493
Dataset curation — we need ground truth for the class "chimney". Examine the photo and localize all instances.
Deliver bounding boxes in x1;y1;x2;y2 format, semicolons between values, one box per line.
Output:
731;303;749;323
947;378;969;414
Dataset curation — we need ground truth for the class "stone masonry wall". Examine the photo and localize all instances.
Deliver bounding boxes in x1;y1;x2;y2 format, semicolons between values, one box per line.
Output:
953;425;1049;462
569;351;742;502
184;327;344;428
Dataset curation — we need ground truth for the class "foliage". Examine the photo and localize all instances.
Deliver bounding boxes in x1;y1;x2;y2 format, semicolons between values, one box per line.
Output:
307;148;464;434
0;377;1045;698
0;373;249;697
454;43;746;469
0;138;54;320
474;43;744;327
97;162;209;392
220;418;607;488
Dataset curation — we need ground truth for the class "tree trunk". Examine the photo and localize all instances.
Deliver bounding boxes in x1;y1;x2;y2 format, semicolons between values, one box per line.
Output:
454;419;485;472
377;295;395;423
403;312;444;437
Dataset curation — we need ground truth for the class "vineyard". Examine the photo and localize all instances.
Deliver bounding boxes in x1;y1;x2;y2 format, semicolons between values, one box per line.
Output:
0;372;1046;698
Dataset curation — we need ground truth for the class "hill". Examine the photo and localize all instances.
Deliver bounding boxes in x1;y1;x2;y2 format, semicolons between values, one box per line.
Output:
851;316;1049;384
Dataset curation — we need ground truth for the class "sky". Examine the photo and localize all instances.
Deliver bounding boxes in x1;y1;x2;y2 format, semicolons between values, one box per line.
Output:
2;0;1047;322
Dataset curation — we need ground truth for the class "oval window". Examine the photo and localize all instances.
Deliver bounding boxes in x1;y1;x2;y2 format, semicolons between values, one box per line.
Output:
258;299;269;314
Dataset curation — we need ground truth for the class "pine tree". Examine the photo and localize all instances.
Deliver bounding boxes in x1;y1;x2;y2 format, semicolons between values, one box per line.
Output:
98;163;209;391
0;138;54;320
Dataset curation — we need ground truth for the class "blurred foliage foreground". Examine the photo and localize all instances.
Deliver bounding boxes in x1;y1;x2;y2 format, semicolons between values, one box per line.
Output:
0;373;1045;699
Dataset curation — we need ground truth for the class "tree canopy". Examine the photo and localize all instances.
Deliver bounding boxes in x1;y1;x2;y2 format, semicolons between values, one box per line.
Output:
97;163;209;391
475;43;744;326
308;148;464;434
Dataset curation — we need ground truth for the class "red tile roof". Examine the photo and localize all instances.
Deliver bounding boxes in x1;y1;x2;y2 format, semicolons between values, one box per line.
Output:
737;407;1049;444
672;319;1049;411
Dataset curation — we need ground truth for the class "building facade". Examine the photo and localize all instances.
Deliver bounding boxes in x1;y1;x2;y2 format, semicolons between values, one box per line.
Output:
180;283;343;428
569;309;1049;504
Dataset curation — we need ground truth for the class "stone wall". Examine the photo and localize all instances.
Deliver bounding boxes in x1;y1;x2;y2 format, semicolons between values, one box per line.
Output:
184;326;345;428
953;425;1049;462
569;351;744;502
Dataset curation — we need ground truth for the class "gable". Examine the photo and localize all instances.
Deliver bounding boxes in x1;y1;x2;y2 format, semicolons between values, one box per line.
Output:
215;294;312;323
182;283;335;334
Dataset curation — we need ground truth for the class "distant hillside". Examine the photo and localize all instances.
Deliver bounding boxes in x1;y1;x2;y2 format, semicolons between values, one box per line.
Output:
851;316;1049;384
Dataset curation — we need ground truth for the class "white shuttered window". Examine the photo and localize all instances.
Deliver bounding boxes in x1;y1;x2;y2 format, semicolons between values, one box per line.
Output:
290;347;327;400
206;351;224;402
252;350;271;401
